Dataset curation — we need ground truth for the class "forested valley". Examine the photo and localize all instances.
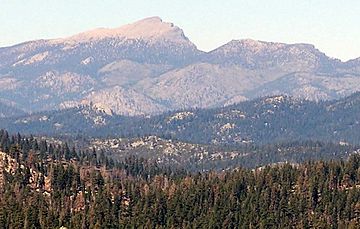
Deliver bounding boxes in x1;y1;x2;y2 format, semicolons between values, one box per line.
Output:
0;130;359;228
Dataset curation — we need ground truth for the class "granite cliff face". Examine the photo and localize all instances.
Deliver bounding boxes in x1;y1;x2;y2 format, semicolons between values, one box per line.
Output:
0;17;359;116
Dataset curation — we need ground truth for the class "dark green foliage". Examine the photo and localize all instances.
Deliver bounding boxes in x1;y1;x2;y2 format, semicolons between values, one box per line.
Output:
1;130;360;228
2;93;360;146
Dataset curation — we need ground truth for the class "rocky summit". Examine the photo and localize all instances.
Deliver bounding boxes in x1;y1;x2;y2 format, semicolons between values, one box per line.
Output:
0;17;359;116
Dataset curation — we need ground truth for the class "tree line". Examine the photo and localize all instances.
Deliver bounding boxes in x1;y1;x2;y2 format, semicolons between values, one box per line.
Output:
0;129;359;228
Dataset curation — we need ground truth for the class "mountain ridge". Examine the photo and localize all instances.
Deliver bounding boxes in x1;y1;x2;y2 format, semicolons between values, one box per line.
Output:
2;92;360;146
0;17;360;116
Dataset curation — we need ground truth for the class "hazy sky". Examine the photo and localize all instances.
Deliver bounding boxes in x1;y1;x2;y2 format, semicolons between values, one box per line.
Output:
1;0;359;61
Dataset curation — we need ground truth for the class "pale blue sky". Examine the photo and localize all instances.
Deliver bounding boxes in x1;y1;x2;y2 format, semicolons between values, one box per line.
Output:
1;0;359;61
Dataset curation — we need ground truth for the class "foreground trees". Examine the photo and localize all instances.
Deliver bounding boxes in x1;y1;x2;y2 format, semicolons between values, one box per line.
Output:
0;130;359;228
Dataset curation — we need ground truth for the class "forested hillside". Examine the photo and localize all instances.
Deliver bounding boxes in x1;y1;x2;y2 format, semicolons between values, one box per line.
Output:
0;130;360;228
86;136;360;171
2;92;360;146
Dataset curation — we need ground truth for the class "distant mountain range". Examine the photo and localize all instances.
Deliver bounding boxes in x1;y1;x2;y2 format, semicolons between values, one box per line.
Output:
1;16;360;116
2;92;360;146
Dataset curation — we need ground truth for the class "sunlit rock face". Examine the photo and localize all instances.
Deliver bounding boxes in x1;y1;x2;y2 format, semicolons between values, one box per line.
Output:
0;17;359;116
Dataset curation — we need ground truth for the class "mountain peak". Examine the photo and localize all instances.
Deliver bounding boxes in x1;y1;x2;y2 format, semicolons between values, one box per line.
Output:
207;39;333;70
223;39;318;52
136;16;163;23
55;16;191;45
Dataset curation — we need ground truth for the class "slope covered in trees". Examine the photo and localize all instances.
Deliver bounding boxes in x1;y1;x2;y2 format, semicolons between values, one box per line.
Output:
86;136;360;171
0;130;360;228
1;92;360;146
